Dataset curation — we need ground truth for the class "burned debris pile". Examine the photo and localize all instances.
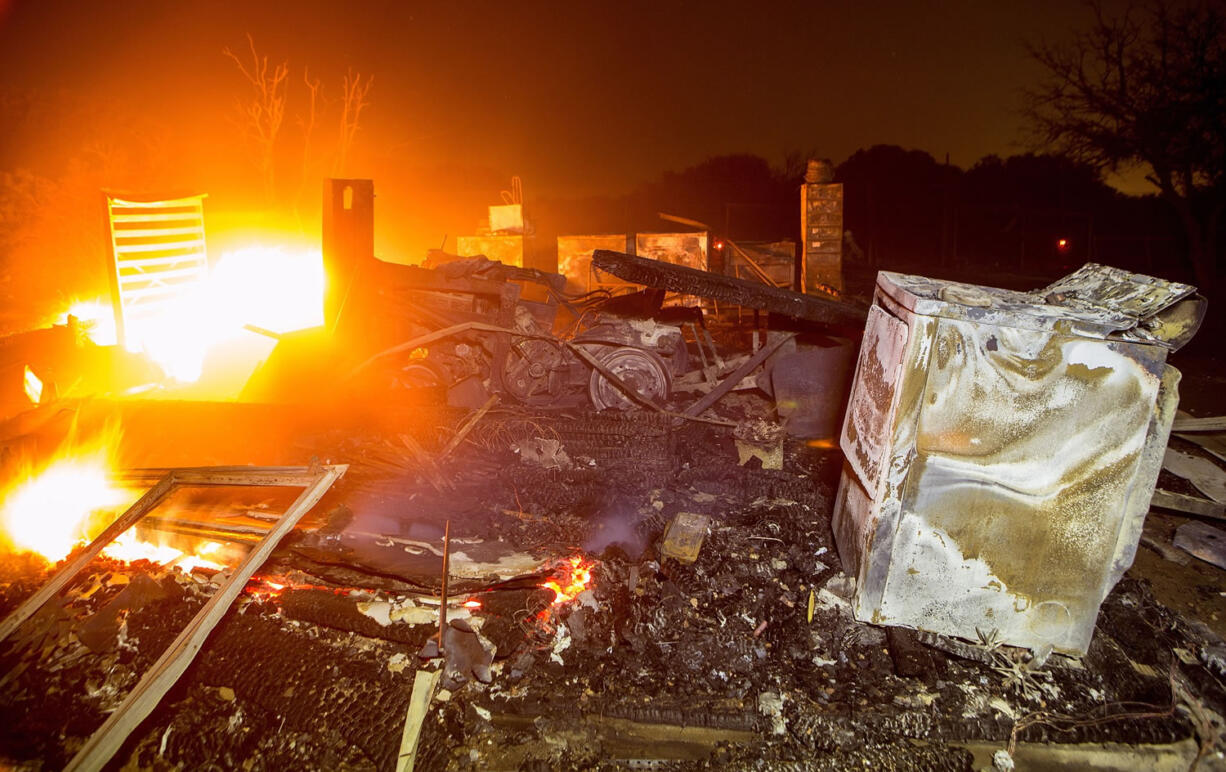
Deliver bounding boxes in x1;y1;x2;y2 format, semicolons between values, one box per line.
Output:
2;390;1224;769
0;179;1224;770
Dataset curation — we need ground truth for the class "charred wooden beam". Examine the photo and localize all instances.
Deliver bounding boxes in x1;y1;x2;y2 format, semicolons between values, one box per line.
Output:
590;249;868;329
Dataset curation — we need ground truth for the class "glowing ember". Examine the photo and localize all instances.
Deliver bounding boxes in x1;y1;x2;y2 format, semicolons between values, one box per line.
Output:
542;556;594;606
244;577;369;599
463;599;482;608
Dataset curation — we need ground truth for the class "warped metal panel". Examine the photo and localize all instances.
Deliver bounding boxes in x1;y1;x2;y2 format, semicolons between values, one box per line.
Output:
839;304;909;496
835;267;1191;656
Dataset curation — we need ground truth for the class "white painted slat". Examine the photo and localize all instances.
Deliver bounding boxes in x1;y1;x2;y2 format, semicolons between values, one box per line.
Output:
118;265;207;285
118;281;205;302
110;211;204;223
116;254;210;270
111;226;205;239
109;197;206;209
114;238;206;254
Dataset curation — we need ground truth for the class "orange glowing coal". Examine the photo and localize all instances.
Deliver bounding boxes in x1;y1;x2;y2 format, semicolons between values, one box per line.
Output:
0;429;224;572
542;555;594;606
806;438;838;450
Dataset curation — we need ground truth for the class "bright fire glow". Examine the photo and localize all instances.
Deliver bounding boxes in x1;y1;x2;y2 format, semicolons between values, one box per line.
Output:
104;534;224;573
542;555;594;606
0;429;226;572
22;366;42;404
66;244;324;383
63;301;119;347
0;451;134;561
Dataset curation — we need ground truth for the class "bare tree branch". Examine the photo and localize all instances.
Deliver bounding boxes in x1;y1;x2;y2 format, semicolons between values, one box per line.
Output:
1022;0;1226;291
223;33;289;202
335;68;373;176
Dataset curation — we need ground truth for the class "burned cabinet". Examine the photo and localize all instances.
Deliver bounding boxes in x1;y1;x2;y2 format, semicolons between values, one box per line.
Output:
834;265;1202;655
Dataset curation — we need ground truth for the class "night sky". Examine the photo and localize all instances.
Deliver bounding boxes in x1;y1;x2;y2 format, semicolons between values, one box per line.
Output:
0;1;1112;189
0;0;1136;262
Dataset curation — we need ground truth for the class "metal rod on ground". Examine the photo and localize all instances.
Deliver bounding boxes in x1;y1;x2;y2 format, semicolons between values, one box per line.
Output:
439;520;450;651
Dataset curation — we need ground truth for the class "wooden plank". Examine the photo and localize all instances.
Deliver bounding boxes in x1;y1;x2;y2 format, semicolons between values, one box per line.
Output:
682;333;795;417
1174;521;1226;569
1178;432;1226;464
1150;488;1226;522
0;474;177;644
64;464;347;772
1163;448;1226;503
438;395;499;460
140;516;270;538
116;466;323;487
1172;416;1226;433
728;240;778;287
590;249;866;328
438;520;450;650
396;669;441;772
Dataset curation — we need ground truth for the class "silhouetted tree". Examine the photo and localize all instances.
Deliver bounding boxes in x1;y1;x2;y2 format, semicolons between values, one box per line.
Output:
963;154;1117;210
224;34;288;203
836;145;960;268
335;68;373;177
1025;0;1226;296
629;154;792;237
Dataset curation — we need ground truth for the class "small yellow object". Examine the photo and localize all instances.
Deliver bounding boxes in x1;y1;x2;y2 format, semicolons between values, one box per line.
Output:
807;589;815;623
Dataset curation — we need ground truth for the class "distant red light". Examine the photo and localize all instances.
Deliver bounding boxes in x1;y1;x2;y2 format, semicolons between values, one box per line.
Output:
714;240;725;250
1057;238;1070;251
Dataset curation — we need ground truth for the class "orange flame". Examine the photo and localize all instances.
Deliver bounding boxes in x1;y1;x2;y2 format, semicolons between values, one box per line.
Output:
0;427;224;572
64;242;324;384
542;556;594;606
